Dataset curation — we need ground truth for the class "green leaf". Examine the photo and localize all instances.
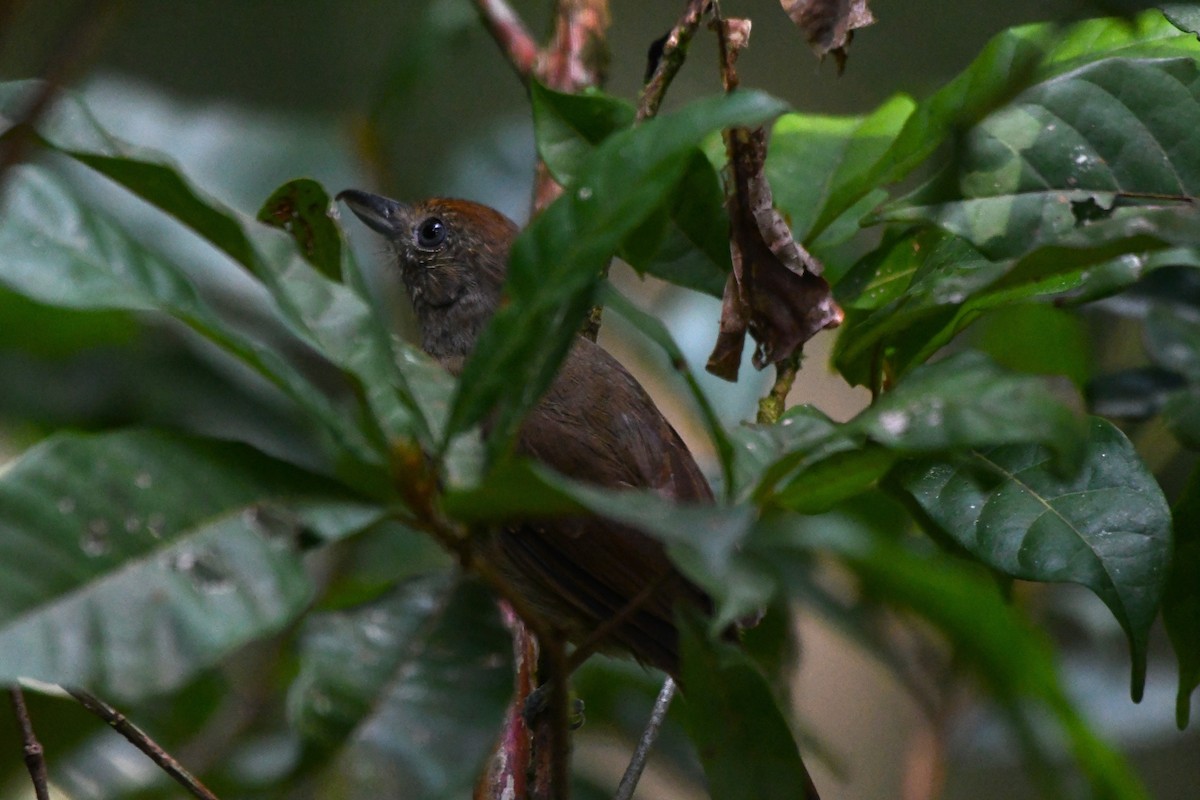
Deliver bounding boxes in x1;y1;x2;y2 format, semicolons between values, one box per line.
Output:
448;90;788;458
1164;465;1200;728
1165;5;1200;38
440;459;587;522
832;225;1199;388
852;11;1200;220
833;228;1004;386
256;178;343;281
618;151;732;297
897;417;1172;700
738;407;873;511
754;353;1086;509
0;165;384;472
770;446;897;514
289;573;511;797
1043;11;1200;69
0;429;367;700
858;351;1086;469
730;406;851;502
530;83;732;296
856;21;1057;200
679;614;818;800
751;509;1149;800
0;80;438;454
0;287;137;357
768;94;915;247
530;81;635;185
878;57;1200;259
973;303;1092;388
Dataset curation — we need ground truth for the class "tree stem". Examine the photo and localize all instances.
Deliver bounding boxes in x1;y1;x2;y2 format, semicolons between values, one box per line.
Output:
473;0;539;82
758;352;800;424
68;688;221;800
636;0;712;121
8;687;51;800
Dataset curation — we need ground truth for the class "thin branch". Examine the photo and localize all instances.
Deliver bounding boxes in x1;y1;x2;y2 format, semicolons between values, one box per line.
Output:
408;514;575;800
471;4;611;796
532;0;611;218
530;633;573;800
473;0;539;82
0;0;124;189
475;607;536;800
613;678;676;800
758;352;800;424
542;0;610;93
636;0;711;121
8;687;51;800
67;688;221;800
712;8;747;94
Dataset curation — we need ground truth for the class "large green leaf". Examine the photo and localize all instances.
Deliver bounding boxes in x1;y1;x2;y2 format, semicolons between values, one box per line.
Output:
619;151;732;297
897;417;1172;700
289;573;511;798
856;351;1085;466
448;90;788;458
0;165;383;472
531;81;733;297
879;57;1200;259
530;81;634;186
0;286;137;357
750;508;1148;800
853;10;1200;219
832;228;1005;386
728;405;853;503
767;94;915;250
1164;465;1200;728
973;303;1093;388
679;615;818;800
832;223;1200;388
0;430;373;700
751;352;1086;510
0;81;444;456
1044;10;1200;70
848;21;1056;207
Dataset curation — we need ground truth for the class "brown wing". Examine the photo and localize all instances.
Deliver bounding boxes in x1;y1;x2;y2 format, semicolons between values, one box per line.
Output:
527;337;713;504
494;337;712;677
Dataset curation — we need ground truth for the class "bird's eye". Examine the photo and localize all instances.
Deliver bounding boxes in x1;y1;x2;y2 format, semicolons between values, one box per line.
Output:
416;217;447;249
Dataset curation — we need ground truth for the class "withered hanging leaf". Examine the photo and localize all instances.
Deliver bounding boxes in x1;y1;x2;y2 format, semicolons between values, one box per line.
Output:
780;0;875;70
706;125;843;382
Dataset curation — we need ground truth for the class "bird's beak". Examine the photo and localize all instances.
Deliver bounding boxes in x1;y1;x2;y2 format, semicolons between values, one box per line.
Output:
336;189;408;237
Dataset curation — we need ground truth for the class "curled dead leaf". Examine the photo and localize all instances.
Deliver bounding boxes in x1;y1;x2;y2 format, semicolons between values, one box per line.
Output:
706;125;843;382
780;0;875;69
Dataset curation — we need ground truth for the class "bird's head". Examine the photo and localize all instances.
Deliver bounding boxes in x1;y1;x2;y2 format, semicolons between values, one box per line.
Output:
338;189;518;358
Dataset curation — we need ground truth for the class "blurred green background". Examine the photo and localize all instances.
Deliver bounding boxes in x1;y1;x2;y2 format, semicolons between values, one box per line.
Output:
1;1;1197;799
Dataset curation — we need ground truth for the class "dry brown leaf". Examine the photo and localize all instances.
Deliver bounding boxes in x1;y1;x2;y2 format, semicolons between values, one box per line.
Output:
780;0;875;68
706;125;843;381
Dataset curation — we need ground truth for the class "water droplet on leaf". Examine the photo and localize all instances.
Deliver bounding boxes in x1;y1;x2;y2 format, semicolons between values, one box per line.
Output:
81;519;111;556
167;546;234;594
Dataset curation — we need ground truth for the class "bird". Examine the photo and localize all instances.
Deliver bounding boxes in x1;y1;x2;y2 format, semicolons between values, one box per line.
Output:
338;190;714;679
